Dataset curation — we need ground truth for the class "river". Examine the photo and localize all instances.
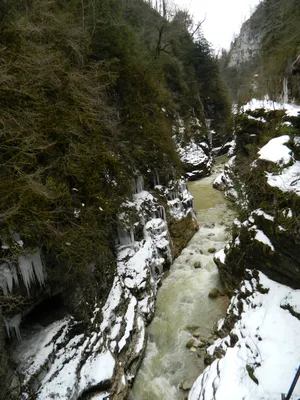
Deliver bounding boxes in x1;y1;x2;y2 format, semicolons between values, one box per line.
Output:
129;161;235;400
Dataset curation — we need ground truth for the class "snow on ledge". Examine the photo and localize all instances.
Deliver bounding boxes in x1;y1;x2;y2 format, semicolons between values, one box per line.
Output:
266;161;300;196
251;227;275;251
79;351;115;390
214;249;226;264
189;271;300;400
252;209;274;221
242;98;300;117
258;135;292;166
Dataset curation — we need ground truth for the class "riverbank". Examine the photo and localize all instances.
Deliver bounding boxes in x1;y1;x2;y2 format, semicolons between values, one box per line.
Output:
129;162;235;399
189;100;300;400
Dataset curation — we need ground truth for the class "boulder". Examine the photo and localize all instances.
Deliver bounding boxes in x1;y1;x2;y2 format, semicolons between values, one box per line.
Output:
191;328;201;337
180;378;194;391
204;354;215;365
208;288;222;299
186;338;197;349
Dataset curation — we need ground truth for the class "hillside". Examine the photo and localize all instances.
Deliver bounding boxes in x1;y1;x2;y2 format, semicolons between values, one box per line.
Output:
220;0;300;103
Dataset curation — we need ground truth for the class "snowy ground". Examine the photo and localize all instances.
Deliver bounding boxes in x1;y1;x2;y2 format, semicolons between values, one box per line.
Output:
254;132;300;198
242;98;300;117
189;270;300;400
258;135;292;166
190;100;300;400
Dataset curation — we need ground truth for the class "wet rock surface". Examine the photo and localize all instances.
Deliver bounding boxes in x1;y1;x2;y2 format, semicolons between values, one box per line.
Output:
208;288;222;299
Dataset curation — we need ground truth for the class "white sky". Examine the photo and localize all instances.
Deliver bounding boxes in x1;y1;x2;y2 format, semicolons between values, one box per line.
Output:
173;0;262;51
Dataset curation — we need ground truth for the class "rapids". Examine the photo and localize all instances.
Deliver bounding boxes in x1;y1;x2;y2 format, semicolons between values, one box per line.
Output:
129;162;234;400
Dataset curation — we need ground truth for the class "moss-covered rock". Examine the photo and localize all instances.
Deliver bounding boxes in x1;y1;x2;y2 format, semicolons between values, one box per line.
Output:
168;211;199;259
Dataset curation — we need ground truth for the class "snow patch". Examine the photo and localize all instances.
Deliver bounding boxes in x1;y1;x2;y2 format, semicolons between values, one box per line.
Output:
189;271;300;400
258;135;292;166
266;161;300;196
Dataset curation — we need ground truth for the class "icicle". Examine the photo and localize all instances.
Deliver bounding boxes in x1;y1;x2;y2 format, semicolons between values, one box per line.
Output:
30;251;45;287
117;226;134;246
132;175;144;194
17;251;45;294
283;77;288;104
1;234;9;250
131;179;137;195
168;190;178;201
153;170;160;186
137;176;144;193
18;255;35;295
4;314;22;340
130;229;134;244
158;205;166;221
0;263;19;295
12;232;24;248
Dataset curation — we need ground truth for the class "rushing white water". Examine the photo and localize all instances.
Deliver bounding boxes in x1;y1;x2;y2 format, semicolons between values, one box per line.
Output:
129;162;234;400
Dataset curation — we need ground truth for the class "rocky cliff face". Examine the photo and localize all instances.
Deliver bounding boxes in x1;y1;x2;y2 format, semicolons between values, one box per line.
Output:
0;117;206;400
228;19;262;68
2;177;198;400
223;0;300;102
175;117;213;180
213;100;300;293
189;99;300;400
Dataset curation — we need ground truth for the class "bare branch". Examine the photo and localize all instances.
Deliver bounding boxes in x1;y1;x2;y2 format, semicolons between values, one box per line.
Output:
192;14;206;37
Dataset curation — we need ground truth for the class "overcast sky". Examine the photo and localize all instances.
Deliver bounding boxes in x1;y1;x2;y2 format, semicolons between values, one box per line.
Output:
173;0;262;51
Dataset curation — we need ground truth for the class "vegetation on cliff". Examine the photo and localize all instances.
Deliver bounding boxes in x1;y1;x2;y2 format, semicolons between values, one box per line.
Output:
0;0;230;298
219;0;300;102
216;104;300;292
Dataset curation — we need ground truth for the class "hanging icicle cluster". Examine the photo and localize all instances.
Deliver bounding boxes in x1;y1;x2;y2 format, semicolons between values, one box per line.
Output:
132;175;144;195
3;314;22;341
153;170;160;187
116;225;135;246
18;251;45;295
167;189;179;201
0;250;45;296
156;205;166;221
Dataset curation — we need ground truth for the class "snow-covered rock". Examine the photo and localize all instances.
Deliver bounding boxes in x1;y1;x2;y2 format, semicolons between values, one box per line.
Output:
173;117;213;180
213;156;238;201
177;140;212;180
242;98;300;117
189;270;300;400
14;176;198;399
258;135;292;166
266;161;300;196
205;99;300;400
212;140;236;157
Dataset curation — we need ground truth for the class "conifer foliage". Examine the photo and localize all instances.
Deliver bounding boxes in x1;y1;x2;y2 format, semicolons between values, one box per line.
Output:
0;0;230;289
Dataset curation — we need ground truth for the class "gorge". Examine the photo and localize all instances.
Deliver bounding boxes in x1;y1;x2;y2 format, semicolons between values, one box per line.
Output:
1;0;300;399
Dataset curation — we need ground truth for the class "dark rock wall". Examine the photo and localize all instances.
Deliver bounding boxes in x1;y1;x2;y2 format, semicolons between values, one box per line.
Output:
214;108;300;293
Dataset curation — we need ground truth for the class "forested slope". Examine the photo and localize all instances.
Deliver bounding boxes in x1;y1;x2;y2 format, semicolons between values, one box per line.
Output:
0;0;229;287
